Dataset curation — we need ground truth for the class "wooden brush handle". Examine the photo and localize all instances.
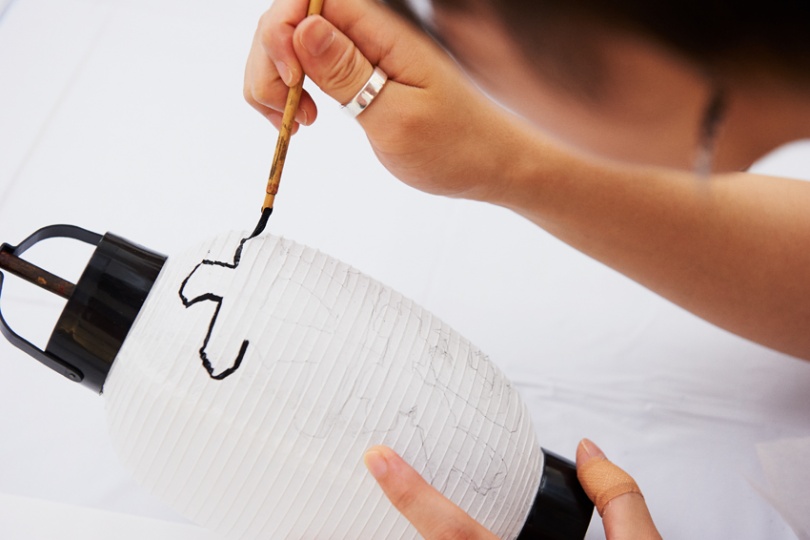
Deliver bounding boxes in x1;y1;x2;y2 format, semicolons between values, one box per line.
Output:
263;0;325;212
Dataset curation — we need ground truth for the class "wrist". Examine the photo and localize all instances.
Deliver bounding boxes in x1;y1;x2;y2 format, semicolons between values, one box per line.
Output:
474;117;572;212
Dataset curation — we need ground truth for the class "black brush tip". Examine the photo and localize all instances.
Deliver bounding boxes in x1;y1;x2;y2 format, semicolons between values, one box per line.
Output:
250;207;273;238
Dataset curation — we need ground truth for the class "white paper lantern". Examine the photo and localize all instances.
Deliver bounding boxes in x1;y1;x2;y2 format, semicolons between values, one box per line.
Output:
0;225;593;540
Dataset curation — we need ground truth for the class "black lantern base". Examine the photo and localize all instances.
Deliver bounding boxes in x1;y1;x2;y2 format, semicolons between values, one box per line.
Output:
517;449;594;540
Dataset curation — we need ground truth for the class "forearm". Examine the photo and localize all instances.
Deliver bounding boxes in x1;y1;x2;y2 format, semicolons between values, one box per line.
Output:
490;131;810;359
246;0;810;359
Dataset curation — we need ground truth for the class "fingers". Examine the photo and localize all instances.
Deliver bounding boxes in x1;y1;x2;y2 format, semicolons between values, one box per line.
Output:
245;0;450;128
244;0;318;129
364;446;498;540
257;0;308;87
244;39;315;130
576;439;662;540
292;15;374;106
577;439;642;516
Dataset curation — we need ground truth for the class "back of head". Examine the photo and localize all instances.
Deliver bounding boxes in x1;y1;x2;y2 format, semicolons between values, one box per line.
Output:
387;0;810;95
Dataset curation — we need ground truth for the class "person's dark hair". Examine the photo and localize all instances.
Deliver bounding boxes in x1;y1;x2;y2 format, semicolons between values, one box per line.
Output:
386;0;810;97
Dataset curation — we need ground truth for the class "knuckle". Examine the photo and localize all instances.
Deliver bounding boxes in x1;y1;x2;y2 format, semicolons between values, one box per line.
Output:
258;8;293;59
325;47;367;97
258;13;283;55
248;81;277;108
242;83;254;104
257;9;274;36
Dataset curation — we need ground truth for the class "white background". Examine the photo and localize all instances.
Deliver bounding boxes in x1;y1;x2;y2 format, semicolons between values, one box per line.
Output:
1;0;809;538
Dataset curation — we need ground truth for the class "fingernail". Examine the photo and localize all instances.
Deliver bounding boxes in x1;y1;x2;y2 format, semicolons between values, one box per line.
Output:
580;438;606;459
295;107;308;125
364;449;388;480
301;18;335;57
275;61;293;86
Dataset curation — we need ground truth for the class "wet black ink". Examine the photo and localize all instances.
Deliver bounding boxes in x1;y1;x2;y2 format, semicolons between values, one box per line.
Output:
251;207;272;238
177;211;270;380
178;234;254;380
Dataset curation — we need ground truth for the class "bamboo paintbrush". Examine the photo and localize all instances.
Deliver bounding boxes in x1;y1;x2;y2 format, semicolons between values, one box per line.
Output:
253;0;325;238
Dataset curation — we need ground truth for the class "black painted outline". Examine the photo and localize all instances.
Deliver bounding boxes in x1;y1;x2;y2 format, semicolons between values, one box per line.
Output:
178;221;266;380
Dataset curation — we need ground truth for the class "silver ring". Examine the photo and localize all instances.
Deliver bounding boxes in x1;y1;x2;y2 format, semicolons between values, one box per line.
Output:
342;67;388;118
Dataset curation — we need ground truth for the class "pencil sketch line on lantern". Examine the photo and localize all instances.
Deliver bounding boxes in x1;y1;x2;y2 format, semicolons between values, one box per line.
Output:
290;294;513;498
178;236;253;380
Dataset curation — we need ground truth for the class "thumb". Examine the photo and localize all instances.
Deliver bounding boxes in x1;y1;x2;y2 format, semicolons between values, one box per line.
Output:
293;15;378;111
576;439;662;540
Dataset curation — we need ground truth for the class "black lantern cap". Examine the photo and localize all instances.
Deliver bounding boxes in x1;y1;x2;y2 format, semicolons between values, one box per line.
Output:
517;449;594;540
0;225;166;394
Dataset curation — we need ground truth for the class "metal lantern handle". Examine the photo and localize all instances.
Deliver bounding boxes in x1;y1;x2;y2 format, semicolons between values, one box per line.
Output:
0;224;102;383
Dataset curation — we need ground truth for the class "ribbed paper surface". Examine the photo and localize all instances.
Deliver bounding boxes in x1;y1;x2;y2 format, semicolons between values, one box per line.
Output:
104;232;542;539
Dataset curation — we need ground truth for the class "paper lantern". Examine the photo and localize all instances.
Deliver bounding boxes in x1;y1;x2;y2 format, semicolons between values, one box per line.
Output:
0;224;593;539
